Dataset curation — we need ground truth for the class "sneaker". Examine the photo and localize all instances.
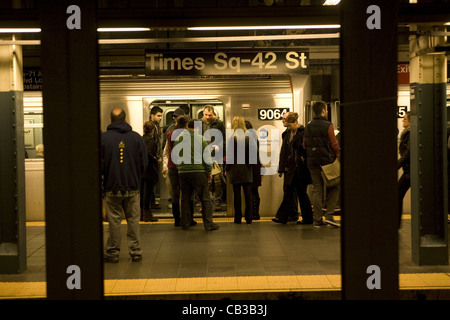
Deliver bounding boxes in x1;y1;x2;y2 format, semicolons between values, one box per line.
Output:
313;220;327;228
297;220;313;225
131;255;142;262
272;218;287;224
205;223;219;231
104;256;119;263
324;219;341;227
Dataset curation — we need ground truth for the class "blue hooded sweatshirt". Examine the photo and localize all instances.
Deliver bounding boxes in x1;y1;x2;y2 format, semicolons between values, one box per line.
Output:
101;121;147;194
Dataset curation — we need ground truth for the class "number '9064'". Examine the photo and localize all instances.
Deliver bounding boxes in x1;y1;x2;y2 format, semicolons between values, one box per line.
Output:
258;108;290;121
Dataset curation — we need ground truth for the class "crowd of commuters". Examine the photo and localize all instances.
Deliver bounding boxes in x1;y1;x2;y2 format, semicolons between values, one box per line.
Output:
100;102;343;262
100;98;450;262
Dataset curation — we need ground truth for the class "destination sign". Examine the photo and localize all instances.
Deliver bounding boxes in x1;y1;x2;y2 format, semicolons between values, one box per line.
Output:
145;50;309;76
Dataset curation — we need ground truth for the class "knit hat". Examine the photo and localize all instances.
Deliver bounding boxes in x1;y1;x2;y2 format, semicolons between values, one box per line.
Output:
173;108;185;117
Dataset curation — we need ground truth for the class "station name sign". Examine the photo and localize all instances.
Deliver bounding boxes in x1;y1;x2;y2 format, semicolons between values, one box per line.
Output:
145;50;309;76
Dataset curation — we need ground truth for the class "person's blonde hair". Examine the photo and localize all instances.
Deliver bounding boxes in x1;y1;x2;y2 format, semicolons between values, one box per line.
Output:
231;116;247;131
36;144;44;154
285;112;299;123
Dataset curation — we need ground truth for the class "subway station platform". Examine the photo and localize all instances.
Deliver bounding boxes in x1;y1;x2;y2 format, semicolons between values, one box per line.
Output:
1;211;450;300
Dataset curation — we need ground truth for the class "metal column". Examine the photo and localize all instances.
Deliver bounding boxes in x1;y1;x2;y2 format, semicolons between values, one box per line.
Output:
0;34;26;274
340;0;399;299
409;25;448;265
40;0;104;299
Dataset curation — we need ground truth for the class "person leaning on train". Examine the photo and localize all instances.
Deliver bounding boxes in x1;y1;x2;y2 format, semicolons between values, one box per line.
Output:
272;112;313;225
150;106;163;209
225;116;254;224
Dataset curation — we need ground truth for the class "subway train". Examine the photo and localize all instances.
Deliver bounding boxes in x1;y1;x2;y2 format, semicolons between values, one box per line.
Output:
22;76;450;221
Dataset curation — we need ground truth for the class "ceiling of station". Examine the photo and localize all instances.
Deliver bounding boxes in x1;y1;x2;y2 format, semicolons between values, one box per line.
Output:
1;1;448;76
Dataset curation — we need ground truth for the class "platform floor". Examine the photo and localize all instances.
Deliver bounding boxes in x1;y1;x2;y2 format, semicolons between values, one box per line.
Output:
1;212;450;299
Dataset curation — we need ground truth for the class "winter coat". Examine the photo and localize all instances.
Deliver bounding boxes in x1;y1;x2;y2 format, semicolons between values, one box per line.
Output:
225;134;253;185
304;116;337;169
142;133;159;181
173;129;213;175
398;127;410;173
279;126;311;186
202;118;226;160
101;121;147;193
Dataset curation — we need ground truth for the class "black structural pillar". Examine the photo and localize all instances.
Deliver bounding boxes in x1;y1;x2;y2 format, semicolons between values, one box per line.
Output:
409;24;448;266
40;0;104;299
340;1;399;299
0;34;26;274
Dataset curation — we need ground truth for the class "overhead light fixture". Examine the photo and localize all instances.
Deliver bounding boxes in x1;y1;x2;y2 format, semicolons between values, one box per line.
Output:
0;28;41;33
0;28;152;33
1;32;339;46
97;27;151;32
323;0;341;5
188;25;340;31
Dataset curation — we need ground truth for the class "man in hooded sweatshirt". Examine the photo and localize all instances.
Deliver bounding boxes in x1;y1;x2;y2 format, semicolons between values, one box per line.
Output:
102;108;147;263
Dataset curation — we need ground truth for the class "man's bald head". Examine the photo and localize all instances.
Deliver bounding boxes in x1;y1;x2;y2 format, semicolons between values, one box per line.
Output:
110;108;126;123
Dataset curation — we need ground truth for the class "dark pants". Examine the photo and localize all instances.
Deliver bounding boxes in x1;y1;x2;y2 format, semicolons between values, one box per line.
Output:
276;172;313;223
179;172;214;230
140;178;156;210
232;183;253;223
169;168;195;226
251;186;260;219
398;171;410;228
168;168;181;224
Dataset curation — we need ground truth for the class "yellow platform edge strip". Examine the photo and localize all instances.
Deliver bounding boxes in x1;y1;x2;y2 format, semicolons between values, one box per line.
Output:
0;272;448;299
26;214;416;226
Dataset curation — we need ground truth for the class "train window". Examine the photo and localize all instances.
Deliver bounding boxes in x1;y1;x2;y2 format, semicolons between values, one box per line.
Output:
147;99;224;122
447;97;450;122
326;103;332;122
331;100;340;130
24;106;44;159
305;101;313;123
165;111;174;124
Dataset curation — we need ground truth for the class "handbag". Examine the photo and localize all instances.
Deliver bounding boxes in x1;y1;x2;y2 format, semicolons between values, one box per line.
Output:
211;160;222;176
320;158;340;187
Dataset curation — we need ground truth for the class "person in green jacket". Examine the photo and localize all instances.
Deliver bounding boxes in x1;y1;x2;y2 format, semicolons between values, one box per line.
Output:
173;116;219;231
